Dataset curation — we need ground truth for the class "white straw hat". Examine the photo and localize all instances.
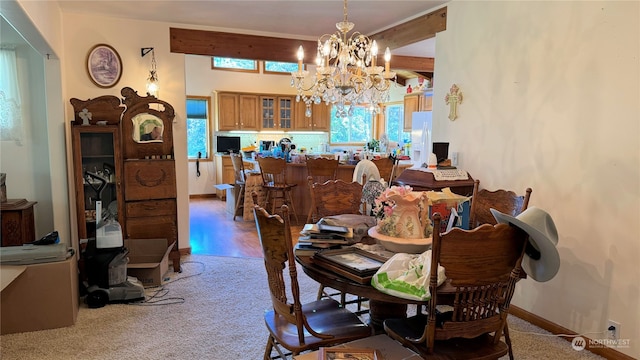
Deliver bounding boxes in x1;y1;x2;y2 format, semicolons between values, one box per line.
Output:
490;207;560;282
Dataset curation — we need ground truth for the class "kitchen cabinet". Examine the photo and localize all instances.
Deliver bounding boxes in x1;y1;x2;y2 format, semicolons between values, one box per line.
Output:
403;90;433;130
217;93;260;131
294;101;330;131
217;92;238;131
261;96;294;130
214;154;235;199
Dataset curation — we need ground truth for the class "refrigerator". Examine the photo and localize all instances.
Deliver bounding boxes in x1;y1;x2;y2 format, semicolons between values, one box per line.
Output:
411;111;432;166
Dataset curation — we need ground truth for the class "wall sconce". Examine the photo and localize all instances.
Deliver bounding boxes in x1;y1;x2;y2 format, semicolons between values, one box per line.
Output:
141;47;159;97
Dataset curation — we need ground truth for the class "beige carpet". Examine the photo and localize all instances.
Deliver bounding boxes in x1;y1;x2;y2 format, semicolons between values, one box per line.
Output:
0;255;604;359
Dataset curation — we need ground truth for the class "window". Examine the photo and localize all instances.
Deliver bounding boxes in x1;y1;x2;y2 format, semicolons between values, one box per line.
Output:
211;57;258;72
264;61;299;74
329;105;374;144
186;96;211;160
384;103;410;145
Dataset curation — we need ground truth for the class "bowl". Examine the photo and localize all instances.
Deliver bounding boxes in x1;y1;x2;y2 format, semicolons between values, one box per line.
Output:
367;227;432;254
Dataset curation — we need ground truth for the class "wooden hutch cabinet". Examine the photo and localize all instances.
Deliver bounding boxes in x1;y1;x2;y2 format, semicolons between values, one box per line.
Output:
70;88;181;272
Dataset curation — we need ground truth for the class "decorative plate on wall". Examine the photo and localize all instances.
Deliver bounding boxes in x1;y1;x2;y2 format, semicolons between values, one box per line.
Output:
86;44;122;88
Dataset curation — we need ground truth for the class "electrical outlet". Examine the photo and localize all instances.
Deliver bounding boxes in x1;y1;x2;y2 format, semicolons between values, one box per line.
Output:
608;320;621;340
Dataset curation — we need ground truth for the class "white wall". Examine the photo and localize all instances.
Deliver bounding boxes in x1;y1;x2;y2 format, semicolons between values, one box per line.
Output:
59;13;189;250
1;0;66;241
434;1;639;357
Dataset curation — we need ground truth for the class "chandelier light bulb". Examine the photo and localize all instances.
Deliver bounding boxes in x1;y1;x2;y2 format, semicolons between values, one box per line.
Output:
291;0;396;118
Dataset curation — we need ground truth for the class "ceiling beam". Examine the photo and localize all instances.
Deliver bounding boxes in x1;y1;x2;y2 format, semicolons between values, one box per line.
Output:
169;6;446;73
369;7;447;49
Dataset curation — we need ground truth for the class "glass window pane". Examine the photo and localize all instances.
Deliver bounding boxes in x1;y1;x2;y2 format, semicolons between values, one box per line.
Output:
212;57;258;71
264;61;299;73
186;97;210;159
330;106;373;144
385;104;409;145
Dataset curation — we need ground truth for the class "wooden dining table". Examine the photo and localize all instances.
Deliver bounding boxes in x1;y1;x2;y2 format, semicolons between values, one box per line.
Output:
295;252;430;332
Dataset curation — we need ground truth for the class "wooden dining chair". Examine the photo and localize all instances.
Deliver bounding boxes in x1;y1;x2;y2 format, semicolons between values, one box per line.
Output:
306;178;367;311
467;179;532;359
257;157;298;224
230;153;246;221
305;157;339;222
469;179;532;229
253;203;371;360
372;157;396;183
383;213;528;359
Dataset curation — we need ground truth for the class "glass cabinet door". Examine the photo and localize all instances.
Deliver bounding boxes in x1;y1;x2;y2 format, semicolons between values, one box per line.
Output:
72;126;122;241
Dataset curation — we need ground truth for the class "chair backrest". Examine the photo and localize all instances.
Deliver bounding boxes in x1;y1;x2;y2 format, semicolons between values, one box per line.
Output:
253;203;332;343
257;157;289;187
308;178;363;222
305;157;338;184
230;153;246;184
372;157;395;183
469;179;532;229
423;213;527;354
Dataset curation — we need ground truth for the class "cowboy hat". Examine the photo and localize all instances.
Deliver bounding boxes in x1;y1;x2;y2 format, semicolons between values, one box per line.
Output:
490;207;560;282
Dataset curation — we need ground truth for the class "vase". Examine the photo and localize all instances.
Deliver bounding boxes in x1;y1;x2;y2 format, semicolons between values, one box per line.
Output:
386;193;424;239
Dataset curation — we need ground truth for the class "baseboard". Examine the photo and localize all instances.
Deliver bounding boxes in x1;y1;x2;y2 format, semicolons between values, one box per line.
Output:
510;305;634;360
189;193;216;199
178;247;192;256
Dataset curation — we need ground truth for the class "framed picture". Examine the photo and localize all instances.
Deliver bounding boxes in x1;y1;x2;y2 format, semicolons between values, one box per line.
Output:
313;247;387;284
86;44;122;88
318;347;380;360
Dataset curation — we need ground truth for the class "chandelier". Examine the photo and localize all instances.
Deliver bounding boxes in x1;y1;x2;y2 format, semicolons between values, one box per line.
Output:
291;0;396;118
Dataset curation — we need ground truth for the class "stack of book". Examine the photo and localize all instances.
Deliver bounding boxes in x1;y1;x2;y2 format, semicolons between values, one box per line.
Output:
294;224;354;256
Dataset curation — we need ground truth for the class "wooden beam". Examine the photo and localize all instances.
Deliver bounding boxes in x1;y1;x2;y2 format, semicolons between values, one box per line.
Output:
390;55;434;72
170;28;316;63
170;6;446;71
369;7;447;50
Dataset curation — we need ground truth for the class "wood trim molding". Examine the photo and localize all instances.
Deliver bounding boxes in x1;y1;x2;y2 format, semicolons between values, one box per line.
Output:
510;305;634;360
178;247;192;256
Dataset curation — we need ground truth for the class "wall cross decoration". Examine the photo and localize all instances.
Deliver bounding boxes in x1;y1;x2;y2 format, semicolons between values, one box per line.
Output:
445;84;463;121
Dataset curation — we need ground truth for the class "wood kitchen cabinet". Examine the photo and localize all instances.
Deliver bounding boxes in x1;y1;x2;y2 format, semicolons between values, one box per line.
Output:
217;92;260;131
403;90;433;130
294;101;330;131
214;154;235;199
261;96;294;130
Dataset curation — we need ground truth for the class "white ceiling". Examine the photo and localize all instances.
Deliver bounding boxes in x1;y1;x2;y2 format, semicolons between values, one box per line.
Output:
55;0;445;57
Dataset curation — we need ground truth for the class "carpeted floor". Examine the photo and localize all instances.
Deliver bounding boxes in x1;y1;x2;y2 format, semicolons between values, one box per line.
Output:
0;255;604;359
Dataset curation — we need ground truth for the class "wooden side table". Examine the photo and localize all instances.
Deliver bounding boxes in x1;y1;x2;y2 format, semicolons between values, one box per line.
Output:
1;199;37;246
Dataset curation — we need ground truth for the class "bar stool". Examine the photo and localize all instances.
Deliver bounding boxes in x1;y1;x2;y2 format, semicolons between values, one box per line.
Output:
305;157;339;222
372;157;396;183
256;157;299;223
230;153;246;221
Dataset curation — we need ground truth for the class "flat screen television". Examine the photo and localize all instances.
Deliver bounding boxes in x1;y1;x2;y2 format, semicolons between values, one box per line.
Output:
216;136;241;154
